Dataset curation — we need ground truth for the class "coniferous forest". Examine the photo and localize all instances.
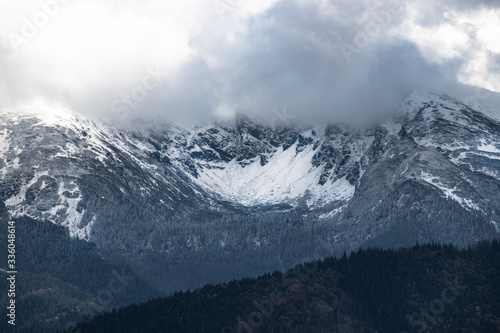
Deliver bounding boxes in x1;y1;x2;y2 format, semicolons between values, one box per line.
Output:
68;240;500;333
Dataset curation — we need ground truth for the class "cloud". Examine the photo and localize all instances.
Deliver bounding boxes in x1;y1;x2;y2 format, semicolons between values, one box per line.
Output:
0;0;498;125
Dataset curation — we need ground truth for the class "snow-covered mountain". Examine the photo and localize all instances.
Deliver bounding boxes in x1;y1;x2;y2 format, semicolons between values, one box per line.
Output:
120;90;500;231
0;104;228;240
1;90;499;292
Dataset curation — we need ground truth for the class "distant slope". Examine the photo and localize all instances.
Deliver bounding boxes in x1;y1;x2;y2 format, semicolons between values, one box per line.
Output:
70;240;500;333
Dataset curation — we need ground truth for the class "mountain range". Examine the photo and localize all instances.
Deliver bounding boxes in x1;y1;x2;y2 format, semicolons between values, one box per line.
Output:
1;90;500;331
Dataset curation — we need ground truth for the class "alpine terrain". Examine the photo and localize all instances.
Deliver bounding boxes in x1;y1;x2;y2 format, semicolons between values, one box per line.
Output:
1;90;500;331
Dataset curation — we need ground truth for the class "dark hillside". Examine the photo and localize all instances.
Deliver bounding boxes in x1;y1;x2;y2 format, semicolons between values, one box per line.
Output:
69;240;500;333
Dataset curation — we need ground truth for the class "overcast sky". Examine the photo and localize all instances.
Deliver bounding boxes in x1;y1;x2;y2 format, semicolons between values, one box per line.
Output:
0;0;499;125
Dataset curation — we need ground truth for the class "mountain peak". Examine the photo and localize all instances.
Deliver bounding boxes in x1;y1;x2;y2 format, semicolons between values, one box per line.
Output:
394;90;484;127
396;90;444;121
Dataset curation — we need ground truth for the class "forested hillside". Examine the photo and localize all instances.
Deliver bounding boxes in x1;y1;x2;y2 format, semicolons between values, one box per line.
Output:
69;240;500;333
0;201;159;333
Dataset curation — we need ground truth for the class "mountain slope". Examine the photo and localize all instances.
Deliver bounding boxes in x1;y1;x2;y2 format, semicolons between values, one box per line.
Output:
0;105;229;240
68;240;500;333
0;201;159;333
0;90;499;296
3;92;500;228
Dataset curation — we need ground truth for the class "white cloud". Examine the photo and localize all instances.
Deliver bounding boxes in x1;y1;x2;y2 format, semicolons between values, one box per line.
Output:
398;5;500;92
403;22;469;62
0;0;498;124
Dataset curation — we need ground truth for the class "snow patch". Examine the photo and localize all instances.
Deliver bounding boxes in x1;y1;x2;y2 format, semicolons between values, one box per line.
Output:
319;206;346;220
55;142;80;158
6;170;49;206
477;138;500;154
420;172;480;211
193;141;355;207
53;181;89;240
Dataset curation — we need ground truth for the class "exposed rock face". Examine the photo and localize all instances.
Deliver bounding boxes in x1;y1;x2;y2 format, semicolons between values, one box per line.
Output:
1;91;499;293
